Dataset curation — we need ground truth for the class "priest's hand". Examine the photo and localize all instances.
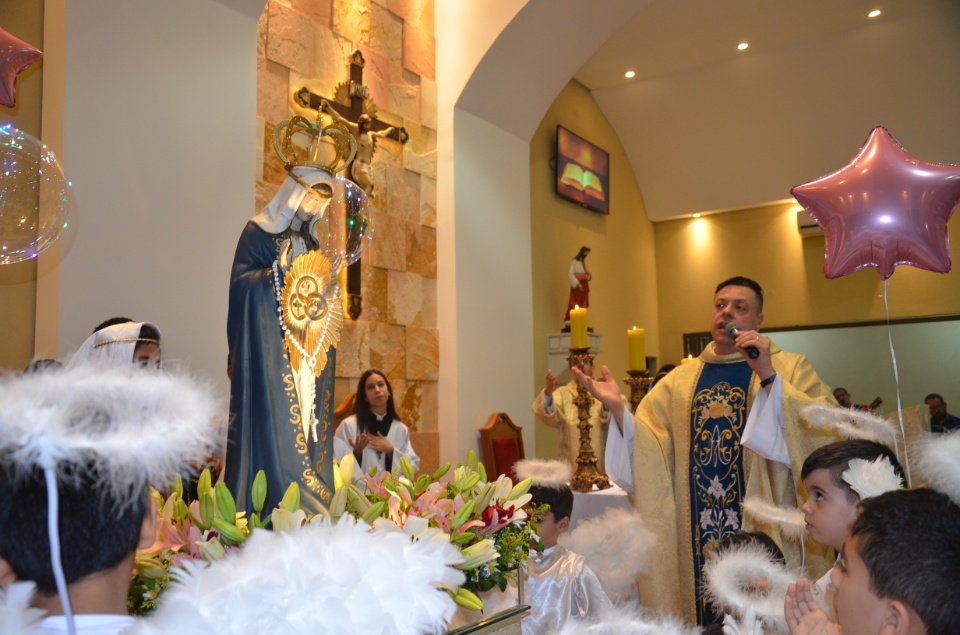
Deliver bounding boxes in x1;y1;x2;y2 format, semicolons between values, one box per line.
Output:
365;433;395;455
733;328;776;388
785;579;839;635
571;364;625;428
545;370;558;396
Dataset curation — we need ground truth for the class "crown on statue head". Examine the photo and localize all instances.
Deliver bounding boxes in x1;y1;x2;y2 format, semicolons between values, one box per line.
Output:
272;112;356;176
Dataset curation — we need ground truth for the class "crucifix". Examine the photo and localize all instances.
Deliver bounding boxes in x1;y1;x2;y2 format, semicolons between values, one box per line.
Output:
295;50;408;320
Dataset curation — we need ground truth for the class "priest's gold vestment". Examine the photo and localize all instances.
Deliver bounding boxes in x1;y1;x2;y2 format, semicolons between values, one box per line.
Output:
622;343;838;622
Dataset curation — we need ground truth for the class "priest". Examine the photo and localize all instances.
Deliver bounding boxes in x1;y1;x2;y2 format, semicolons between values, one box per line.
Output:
573;276;838;625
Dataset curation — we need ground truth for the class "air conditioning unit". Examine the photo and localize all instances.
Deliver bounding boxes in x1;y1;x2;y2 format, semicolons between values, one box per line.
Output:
797;210;823;237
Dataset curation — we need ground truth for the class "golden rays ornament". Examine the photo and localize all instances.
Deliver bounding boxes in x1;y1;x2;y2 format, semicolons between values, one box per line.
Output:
280;251;343;377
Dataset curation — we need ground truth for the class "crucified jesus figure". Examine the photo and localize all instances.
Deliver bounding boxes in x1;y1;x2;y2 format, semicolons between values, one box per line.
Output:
321;99;395;194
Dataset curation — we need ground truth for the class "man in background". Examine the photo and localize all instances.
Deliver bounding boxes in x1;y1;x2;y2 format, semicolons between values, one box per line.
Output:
924;393;960;433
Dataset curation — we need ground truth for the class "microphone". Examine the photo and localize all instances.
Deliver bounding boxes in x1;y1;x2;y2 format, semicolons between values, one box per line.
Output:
724;322;760;359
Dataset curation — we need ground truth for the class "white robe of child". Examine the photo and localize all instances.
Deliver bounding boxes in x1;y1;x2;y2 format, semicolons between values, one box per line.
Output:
522;545;611;634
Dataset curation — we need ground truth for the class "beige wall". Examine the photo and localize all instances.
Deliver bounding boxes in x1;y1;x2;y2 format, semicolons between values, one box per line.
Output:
529;80;658;458
653;201;960;366
0;0;44;370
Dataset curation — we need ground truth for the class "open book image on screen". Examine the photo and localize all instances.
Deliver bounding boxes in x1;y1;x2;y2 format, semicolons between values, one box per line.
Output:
559;162;605;201
556;125;609;214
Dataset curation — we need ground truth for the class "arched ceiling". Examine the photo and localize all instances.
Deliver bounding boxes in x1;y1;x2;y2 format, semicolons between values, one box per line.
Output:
458;0;960;221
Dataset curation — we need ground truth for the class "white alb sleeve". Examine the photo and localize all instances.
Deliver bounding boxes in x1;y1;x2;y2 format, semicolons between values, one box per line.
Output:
741;376;791;467
604;411;635;493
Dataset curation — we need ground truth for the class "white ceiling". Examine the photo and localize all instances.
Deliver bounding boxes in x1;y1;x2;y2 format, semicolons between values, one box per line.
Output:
569;0;960;221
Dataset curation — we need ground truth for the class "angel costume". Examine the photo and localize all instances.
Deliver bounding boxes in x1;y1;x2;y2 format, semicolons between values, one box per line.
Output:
522;545;612;634
335;414;420;477
71;321;161;366
605;342;838;625
225;166;338;515
532;380;618;473
41;615;136;634
0;583;137;635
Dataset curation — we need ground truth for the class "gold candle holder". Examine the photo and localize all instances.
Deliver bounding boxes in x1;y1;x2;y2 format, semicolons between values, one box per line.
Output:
624;369;653;414
567;348;611;493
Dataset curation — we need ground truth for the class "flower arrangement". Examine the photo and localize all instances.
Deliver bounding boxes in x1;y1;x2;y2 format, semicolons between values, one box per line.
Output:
130;451;538;615
129;468;300;614
328;450;538;607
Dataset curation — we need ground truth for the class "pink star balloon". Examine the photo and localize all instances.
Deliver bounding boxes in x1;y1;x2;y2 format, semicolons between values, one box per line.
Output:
791;126;960;279
0;27;43;108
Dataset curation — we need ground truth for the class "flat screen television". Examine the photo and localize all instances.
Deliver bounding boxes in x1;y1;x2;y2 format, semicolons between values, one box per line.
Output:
556;125;610;214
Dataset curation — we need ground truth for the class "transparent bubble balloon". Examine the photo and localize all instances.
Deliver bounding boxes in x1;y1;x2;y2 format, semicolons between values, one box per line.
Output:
300;168;374;268
0;124;72;265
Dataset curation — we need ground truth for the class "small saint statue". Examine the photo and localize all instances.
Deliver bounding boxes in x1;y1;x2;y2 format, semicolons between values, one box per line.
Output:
563;246;591;328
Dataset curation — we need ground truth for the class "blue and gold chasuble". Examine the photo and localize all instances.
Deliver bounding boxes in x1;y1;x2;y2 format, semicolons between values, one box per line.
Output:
688;361;753;625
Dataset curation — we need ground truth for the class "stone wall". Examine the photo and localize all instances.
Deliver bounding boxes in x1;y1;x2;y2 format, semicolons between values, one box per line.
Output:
255;0;439;472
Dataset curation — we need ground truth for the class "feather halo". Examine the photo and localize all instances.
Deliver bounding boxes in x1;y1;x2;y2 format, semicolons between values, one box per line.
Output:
559;507;656;600
742;497;806;540
0;360;220;502
555;600;700;635
132;515;465;635
802;403;898;445
704;543;800;635
914;429;960;505
513;458;573;488
0;583;46;635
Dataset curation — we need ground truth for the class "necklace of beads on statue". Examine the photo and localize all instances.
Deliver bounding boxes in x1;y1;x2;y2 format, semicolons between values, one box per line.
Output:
272;257;328;442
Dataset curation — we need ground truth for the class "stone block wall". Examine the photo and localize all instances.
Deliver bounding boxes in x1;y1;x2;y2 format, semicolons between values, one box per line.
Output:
254;0;439;472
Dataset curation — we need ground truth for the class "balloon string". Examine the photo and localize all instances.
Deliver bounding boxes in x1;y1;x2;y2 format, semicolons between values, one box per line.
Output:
884;279;912;487
45;466;77;635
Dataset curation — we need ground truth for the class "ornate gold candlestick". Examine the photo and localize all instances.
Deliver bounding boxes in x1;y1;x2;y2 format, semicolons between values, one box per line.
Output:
624;369;653;414
568;347;611;492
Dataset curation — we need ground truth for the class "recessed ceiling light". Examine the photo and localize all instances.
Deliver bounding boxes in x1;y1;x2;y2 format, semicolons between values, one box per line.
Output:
868;9;881;18
625;70;636;79
692;213;701;219
737;42;749;51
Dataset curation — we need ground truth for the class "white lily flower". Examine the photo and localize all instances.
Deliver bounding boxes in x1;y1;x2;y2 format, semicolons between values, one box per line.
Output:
338;453;356;486
402;515;430;537
416;526;452;544
372;517;403;532
455;538;500;570
271;508;307;533
505;493;532;510
493;476;512;501
196;537;226;561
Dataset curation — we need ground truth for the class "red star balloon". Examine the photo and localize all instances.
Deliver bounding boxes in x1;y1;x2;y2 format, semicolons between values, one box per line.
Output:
791;127;960;279
0;27;43;108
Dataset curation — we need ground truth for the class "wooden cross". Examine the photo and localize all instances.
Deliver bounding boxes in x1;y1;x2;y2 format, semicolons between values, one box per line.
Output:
294;50;407;320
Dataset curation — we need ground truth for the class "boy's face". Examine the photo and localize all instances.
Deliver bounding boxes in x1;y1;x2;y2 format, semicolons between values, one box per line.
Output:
134;342;161;368
537;510;568;549
801;468;860;552
830;536;891;635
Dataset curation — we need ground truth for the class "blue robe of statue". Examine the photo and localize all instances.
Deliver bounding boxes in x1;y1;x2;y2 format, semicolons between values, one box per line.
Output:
226;220;336;515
